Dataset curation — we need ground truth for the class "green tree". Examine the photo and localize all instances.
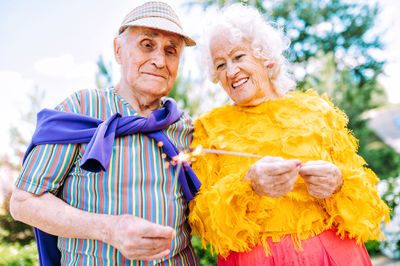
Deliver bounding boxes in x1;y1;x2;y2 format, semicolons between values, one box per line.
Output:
0;87;44;252
96;55;113;89
304;52;400;179
168;74;201;117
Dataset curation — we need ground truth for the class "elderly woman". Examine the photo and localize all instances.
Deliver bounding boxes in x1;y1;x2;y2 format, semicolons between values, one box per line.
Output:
188;4;389;265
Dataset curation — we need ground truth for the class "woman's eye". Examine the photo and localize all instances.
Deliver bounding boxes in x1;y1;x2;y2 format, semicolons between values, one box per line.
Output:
235;54;244;60
216;63;225;70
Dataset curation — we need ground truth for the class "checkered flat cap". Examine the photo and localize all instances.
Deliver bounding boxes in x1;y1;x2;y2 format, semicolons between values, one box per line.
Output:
119;1;196;46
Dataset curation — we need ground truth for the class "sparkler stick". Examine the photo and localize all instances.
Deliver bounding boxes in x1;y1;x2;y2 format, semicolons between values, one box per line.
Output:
163;146;261;226
169;161;182;207
165;155;183;226
196;148;262;158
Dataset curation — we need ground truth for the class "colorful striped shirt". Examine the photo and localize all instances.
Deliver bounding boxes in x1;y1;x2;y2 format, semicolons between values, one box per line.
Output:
15;88;199;265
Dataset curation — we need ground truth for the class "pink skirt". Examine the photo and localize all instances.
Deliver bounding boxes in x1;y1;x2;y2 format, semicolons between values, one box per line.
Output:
218;230;372;266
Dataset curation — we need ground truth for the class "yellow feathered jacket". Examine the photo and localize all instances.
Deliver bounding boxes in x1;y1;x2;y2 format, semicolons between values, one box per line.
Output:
188;90;389;258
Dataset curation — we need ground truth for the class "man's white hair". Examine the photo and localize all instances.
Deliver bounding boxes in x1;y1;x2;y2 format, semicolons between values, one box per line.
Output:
200;4;296;95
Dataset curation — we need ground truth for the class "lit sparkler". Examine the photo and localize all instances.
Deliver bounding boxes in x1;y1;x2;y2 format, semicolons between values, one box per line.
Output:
165;151;188;225
197;148;262;158
164;145;262;226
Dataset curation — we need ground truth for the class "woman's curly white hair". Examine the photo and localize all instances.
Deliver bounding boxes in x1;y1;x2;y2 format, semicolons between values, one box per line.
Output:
200;4;296;95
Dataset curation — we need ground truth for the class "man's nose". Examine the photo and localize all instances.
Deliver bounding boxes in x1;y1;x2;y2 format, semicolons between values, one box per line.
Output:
151;49;166;68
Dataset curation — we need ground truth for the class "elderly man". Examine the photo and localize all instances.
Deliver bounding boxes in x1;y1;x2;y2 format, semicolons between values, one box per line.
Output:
10;1;200;265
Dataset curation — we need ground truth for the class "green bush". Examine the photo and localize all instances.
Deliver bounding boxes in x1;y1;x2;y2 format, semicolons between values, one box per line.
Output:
0;241;38;266
191;235;217;265
378;177;400;259
365;240;382;257
0;213;35;246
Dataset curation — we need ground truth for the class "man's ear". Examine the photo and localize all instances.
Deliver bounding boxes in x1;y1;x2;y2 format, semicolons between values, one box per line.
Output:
114;36;122;64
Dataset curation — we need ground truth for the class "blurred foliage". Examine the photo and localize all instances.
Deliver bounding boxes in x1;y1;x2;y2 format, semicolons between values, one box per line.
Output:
304;52;400;179
378;177;400;259
365;240;382;257
96;55;113;89
169;74;201;117
379;177;400;219
191;235;217;265
0;241;38;266
0;211;34;246
0;88;43;262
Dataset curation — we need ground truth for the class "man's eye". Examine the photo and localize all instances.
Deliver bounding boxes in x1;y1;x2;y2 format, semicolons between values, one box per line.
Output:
141;40;153;48
166;49;176;55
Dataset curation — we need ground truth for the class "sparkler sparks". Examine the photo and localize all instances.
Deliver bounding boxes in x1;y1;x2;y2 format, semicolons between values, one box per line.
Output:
164;145;262;226
169;145;262;166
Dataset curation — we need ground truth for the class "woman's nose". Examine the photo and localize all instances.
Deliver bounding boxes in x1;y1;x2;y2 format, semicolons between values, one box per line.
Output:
226;62;239;78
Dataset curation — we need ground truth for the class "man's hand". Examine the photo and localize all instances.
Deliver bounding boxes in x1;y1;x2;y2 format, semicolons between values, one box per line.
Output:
107;215;176;261
10;189;176;262
244;156;301;197
299;160;343;199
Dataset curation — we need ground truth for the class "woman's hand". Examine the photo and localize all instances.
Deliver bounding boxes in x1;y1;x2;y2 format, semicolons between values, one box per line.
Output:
244;156;301;197
299;160;343;199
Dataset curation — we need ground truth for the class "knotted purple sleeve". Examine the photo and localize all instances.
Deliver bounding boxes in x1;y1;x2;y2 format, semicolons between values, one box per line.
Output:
24;98;200;200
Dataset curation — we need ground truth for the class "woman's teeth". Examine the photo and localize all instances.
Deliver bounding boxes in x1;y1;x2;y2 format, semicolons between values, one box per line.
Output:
232;78;248;88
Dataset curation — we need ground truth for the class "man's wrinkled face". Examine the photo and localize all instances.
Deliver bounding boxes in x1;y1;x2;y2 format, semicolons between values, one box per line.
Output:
115;27;183;98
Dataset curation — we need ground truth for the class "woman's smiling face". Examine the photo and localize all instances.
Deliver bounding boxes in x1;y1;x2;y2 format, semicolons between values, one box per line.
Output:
210;30;278;106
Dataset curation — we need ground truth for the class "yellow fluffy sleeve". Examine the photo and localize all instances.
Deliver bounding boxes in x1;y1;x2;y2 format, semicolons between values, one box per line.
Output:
188;118;274;257
317;95;390;242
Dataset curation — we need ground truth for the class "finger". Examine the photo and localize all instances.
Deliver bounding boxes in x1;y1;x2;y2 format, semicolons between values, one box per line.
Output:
258;156;285;163
305;177;336;192
301;175;333;185
137;237;172;250
121;239;171;259
142;224;176;239
307;183;333;199
300;174;319;183
271;168;300;186
262;160;301;176
301;160;327;165
268;170;298;195
299;164;337;177
143;248;171;261
266;180;296;198
126;248;171;261
287;159;302;166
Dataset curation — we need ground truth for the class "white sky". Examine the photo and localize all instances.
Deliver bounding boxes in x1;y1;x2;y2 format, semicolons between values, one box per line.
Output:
0;0;399;158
